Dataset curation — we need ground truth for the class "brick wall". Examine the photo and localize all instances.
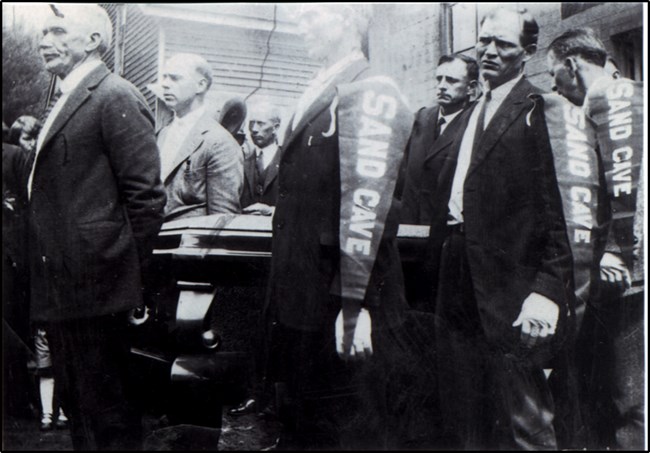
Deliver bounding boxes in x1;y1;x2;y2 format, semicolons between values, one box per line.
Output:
368;3;643;105
528;2;644;90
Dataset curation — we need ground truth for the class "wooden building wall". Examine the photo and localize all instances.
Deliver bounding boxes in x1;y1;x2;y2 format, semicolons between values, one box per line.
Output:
102;4;159;114
160;17;319;121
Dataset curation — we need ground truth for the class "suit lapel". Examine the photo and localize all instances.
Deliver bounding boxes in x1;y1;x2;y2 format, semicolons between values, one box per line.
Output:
244;152;257;198
420;107;440;161
263;146;282;191
466;78;533;178
39;64;111;153
163;114;209;183
282;59;369;153
424;103;474;165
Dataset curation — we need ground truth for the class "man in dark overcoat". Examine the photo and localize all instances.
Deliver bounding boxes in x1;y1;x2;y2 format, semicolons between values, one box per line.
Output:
27;4;166;449
266;4;413;449
423;6;575;449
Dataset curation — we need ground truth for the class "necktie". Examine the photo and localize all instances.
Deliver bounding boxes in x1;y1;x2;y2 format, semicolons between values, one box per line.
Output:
471;91;491;154
435;116;446;140
256;150;265;179
475;90;492;134
40;89;62;125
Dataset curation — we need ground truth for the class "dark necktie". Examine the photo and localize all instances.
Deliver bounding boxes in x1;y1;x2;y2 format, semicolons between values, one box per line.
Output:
255;150;265;184
435;116;446;140
472;90;491;154
40;89;62;125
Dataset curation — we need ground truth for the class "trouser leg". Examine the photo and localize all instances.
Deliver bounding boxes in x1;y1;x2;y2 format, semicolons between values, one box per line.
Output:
46;313;142;451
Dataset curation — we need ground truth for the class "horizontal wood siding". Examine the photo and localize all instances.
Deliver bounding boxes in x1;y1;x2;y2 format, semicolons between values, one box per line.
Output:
162;18;319;117
100;4;159;113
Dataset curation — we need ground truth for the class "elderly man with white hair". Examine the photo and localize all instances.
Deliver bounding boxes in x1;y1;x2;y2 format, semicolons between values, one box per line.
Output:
265;4;414;449
27;4;166;450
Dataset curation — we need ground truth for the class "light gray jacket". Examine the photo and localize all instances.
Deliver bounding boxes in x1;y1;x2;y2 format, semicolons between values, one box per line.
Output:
158;113;243;220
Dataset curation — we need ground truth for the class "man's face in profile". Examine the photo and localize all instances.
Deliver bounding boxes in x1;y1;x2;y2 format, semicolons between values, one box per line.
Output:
40;15;89;78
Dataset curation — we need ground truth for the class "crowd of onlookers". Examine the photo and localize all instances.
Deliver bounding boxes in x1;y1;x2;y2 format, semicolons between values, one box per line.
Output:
2;3;645;451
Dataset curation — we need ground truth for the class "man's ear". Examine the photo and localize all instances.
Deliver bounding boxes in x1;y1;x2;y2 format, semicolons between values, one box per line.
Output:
522;43;537;62
467;80;479;99
196;78;209;95
565;56;579;79
85;32;102;53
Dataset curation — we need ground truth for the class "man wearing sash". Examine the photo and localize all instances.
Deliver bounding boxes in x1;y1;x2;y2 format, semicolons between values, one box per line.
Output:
424;7;574;449
266;4;413;449
547;28;645;449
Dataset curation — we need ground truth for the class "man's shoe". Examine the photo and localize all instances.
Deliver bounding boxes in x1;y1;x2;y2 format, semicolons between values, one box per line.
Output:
40;413;53;431
227;398;256;416
55;415;69;430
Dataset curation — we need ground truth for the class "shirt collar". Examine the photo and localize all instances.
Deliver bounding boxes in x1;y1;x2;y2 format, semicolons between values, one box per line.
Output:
439;108;462;124
58;59;103;94
312;50;365;86
256;141;278;156
171;105;206;128
486;74;524;104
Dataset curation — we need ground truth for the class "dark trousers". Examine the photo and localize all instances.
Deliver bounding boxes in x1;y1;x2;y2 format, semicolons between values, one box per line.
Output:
576;289;645;449
434;228;557;450
273;320;412;450
45;312;142;451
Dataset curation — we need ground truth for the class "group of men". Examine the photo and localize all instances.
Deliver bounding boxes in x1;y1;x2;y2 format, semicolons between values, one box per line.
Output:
5;2;643;451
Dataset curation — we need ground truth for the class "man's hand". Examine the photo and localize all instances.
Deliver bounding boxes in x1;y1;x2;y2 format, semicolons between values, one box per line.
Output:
600;252;631;291
242;203;275;216
512;292;559;348
335;308;373;361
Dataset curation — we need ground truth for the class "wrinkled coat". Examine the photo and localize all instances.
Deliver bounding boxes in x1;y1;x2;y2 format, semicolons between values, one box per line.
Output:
28;64;166;322
158;114;243;220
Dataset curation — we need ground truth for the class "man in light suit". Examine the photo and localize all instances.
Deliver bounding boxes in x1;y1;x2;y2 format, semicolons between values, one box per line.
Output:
424;7;574;449
239;101;282;217
158;53;243;220
267;5;414;449
28;4;166;449
401;54;478;225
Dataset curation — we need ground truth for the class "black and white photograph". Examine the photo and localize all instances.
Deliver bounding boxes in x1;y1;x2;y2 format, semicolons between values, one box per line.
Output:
2;2;647;451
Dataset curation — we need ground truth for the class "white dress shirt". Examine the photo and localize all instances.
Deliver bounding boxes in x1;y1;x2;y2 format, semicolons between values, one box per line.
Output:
292;50;365;130
437;108;462;136
159;105;206;179
256;142;279;170
28;59;103;198
447;75;523;223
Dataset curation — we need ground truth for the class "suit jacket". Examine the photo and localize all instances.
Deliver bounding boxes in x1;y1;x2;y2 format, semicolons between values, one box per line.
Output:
158;114;243;220
268;59;411;332
28;63;166;322
426;77;574;354
401;105;470;224
240;143;281;208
